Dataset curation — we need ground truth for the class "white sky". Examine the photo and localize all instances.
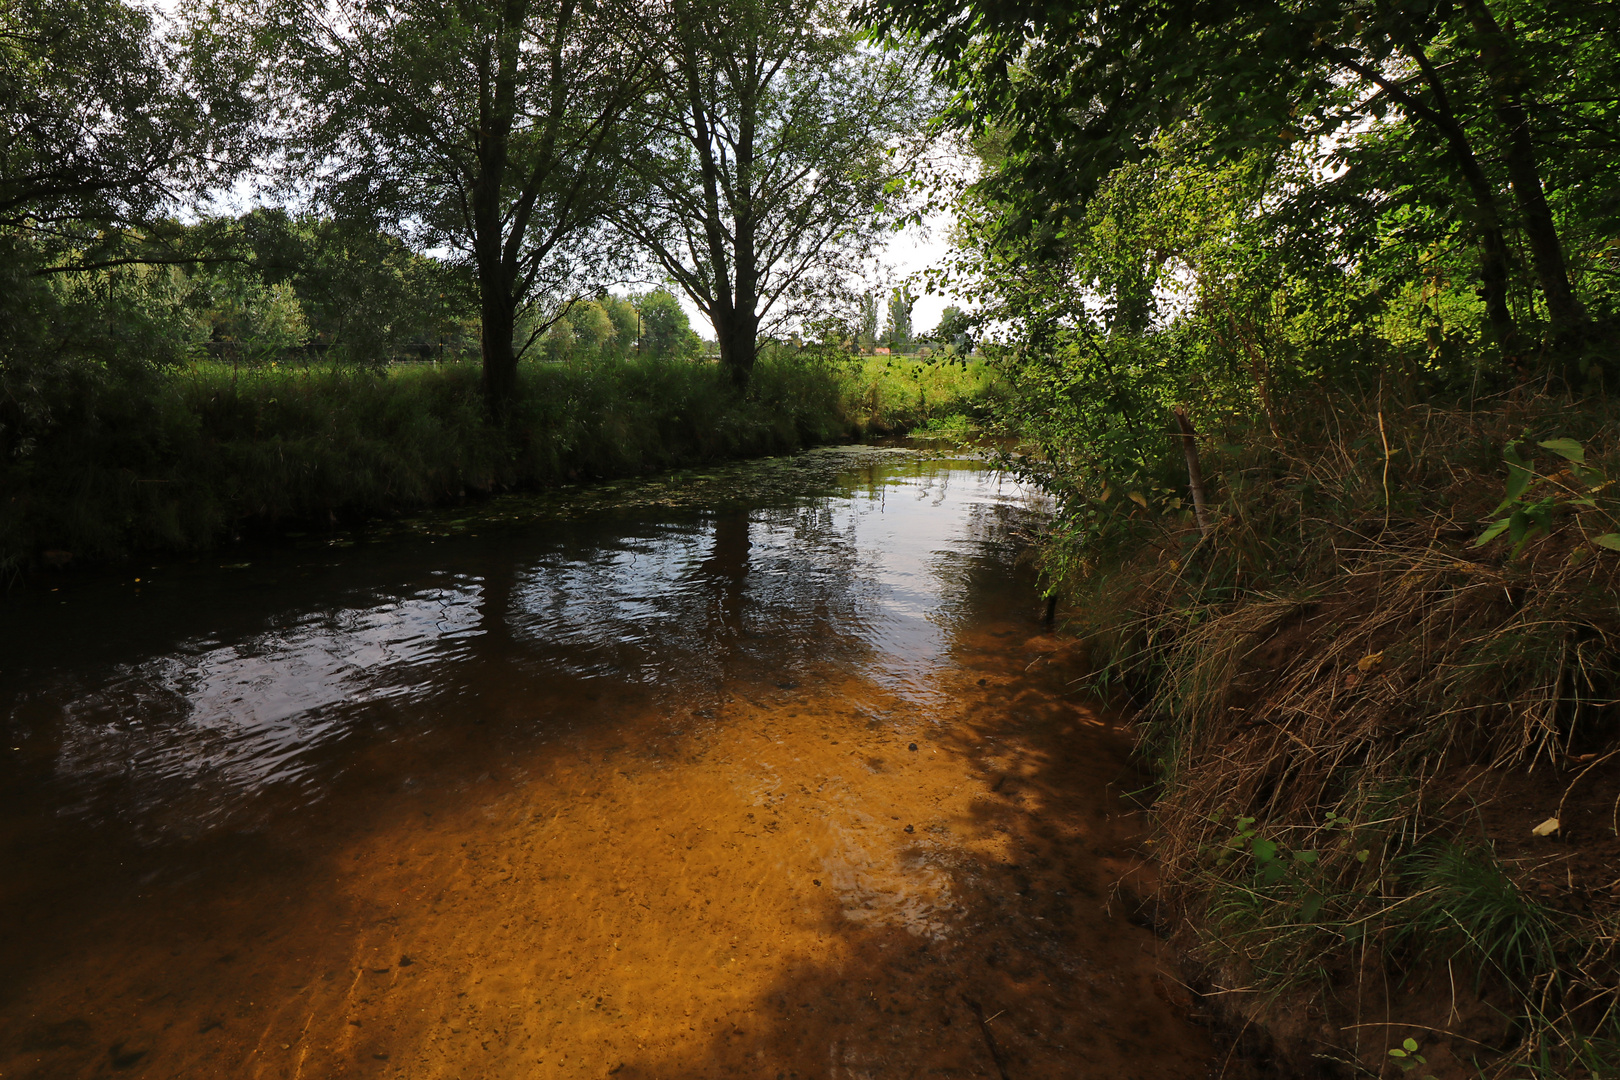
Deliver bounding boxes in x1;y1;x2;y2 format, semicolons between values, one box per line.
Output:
874;211;958;334
659;209;961;340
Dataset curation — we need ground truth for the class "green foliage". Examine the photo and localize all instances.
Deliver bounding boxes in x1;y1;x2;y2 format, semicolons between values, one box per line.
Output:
929;305;973;355
866;0;1620;372
600;296;640;357
246;0;648;408
1;349;1000;574
612;0;933;381
855;291;882;353
838;355;1005;434
1040;390;1620;1076
1399;843;1557;990
882;285;915;353
1388;1036;1436;1079
237;212;474;366
1475;435;1620;557
634;290;701;360
1;0;258;237
1;234;200;464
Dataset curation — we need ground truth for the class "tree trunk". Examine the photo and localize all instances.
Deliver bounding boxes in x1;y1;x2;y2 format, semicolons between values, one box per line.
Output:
1459;0;1588;356
1173;407;1213;538
470;19;522;417
480;285;518;415
1400;45;1523;361
715;308;759;387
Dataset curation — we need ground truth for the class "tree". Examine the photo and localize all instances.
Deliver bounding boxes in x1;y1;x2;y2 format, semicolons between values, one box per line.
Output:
637;289;699;359
568;301;618;356
862;0;1620;371
223;211;474;365
613;0;930;386
933;305;972;354
883;285;914;353
259;0;649;411
600;295;640;357
856;290;881;353
2;0;262;270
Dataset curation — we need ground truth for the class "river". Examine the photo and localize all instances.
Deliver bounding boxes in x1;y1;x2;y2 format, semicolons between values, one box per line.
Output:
1;444;1220;1078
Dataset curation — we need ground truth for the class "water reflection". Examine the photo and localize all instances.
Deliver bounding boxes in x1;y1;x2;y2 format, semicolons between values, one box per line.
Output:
44;581;486;829
2;448;1045;840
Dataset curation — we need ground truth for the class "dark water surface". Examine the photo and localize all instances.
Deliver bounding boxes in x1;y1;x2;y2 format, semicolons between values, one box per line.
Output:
1;445;1218;1078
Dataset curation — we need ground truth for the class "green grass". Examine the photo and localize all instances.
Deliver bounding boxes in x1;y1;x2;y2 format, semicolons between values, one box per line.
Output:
838;355;1006;434
1;352;1003;574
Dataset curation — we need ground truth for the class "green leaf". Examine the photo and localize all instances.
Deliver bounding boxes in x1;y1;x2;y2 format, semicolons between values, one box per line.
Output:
1355;848;1370;862
1299;892;1324;922
1250;837;1277;862
1571;463;1604;489
1538;438;1585;463
1292;850;1318;863
1403;1038;1419;1053
1475;517;1511;547
1492;460;1533;515
1594;534;1620;551
1261;861;1288;885
1509;508;1532;547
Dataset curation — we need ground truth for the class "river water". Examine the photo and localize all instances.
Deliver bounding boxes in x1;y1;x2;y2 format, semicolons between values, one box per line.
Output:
1;445;1219;1079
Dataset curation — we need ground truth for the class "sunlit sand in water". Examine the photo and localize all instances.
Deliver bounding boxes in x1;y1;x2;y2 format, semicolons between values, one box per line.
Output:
0;446;1218;1078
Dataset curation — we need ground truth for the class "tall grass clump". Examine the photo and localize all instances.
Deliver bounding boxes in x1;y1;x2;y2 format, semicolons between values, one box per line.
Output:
3;349;991;576
1038;388;1620;1077
838;354;1006;434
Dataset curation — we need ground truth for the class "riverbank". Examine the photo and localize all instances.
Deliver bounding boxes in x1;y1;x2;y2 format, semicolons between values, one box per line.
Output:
1;354;1001;579
1041;392;1620;1078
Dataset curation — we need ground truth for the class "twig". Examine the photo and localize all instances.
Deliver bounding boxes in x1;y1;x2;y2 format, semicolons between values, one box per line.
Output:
960;995;1012;1080
1557;745;1620;826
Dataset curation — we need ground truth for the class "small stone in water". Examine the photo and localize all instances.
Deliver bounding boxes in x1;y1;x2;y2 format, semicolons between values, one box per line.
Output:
908;743;918;752
904;825;914;834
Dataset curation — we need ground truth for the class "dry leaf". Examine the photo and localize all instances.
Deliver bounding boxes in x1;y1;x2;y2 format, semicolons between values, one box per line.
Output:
1531;817;1560;837
1356;651;1385;673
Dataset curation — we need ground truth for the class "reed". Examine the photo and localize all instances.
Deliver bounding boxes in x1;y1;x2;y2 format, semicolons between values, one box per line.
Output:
1;352;1001;575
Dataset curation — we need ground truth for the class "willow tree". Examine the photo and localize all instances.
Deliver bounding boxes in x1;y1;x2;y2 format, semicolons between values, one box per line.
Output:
257;0;647;411
2;0;264;268
616;0;930;387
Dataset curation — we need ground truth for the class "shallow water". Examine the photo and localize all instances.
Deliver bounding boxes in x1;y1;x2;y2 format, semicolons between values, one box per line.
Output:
1;445;1218;1078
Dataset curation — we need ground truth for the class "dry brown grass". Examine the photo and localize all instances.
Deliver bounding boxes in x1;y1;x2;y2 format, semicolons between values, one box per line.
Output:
1051;390;1620;1076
